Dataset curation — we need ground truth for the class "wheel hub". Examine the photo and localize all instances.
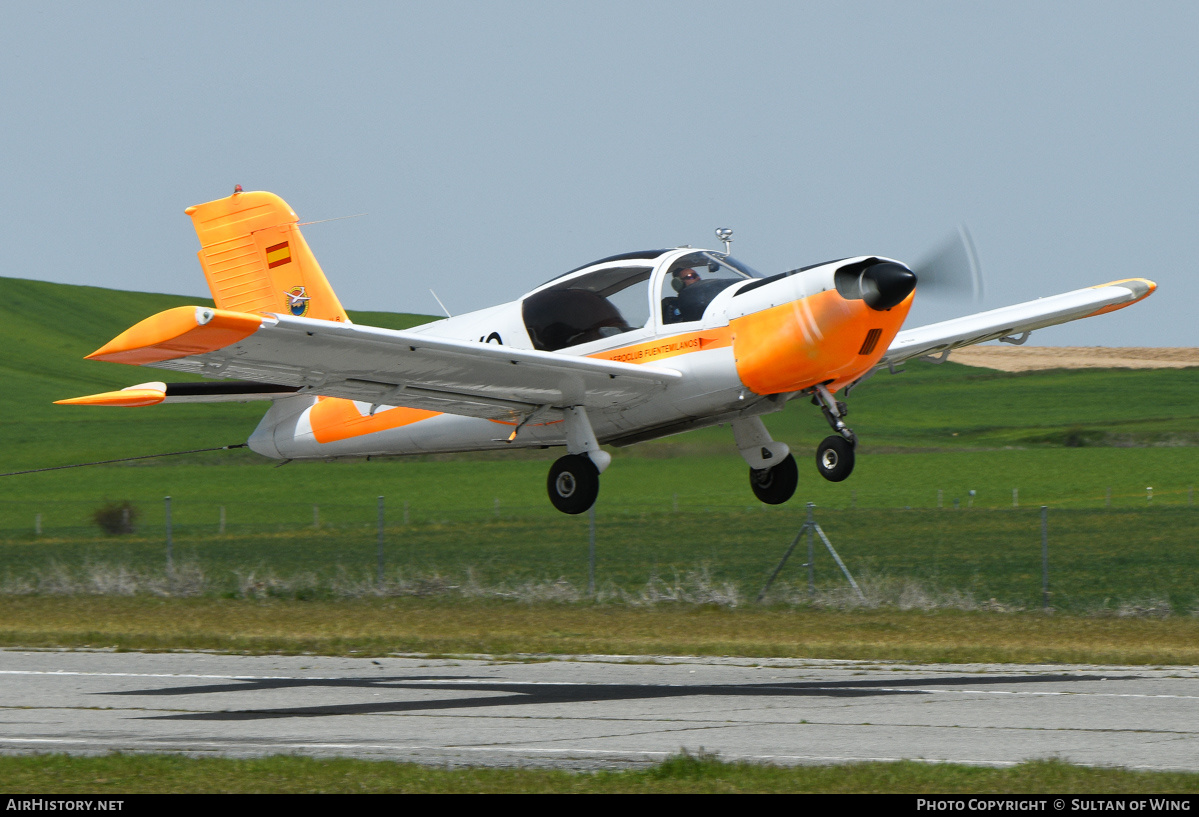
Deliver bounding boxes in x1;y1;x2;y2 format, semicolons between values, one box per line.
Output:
555;472;577;498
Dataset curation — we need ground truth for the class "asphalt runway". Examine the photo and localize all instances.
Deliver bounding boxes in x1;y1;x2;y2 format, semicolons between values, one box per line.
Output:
1;649;1197;771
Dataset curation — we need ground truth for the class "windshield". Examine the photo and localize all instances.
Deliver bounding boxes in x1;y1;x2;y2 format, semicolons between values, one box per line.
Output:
661;251;759;324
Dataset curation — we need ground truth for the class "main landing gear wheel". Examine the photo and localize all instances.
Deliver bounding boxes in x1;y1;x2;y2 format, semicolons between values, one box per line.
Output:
749;453;799;505
547;454;600;515
816;435;855;482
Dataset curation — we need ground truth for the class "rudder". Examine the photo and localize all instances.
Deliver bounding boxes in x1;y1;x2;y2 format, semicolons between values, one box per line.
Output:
185;190;349;323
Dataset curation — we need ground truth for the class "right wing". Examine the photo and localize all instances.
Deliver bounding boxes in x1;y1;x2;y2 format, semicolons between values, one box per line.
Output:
878;278;1155;368
65;306;681;421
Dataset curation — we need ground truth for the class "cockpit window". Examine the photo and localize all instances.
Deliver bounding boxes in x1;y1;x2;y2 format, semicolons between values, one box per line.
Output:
523;266;652;351
661;251;759;325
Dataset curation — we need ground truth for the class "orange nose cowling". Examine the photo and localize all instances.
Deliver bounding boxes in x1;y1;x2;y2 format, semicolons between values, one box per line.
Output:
731;289;912;395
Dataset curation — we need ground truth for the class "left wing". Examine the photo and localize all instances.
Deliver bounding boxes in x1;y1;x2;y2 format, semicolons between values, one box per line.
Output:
879;278;1155;368
69;306;681;420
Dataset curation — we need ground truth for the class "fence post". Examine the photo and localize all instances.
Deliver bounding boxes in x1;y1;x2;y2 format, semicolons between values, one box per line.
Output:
1041;505;1049;612
1106;487;1111;508
34;514;41;536
313;505;319;529
1012;488;1018;508
587;505;596;598
806;502;815;595
937;489;943;509
377;496;385;587
219;505;226;535
165;497;174;590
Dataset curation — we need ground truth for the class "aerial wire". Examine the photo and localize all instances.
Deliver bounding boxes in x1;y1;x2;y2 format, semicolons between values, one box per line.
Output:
0;444;248;477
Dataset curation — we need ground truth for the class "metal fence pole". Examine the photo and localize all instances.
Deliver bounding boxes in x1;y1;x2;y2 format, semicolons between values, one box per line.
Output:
1013;488;1018;508
1041;505;1049;612
34;514;41;536
377;496;385;586
165;496;174;589
219;505;226;535
806;502;815;595
588;505;596;598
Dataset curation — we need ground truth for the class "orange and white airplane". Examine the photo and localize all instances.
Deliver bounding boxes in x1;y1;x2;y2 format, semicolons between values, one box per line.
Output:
60;190;1155;513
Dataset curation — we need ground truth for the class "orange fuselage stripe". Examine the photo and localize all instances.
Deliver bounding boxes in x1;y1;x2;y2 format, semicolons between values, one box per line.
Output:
589;326;732;364
309;397;441;444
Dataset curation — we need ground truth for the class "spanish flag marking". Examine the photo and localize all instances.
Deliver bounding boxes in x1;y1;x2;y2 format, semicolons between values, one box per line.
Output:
265;241;292;269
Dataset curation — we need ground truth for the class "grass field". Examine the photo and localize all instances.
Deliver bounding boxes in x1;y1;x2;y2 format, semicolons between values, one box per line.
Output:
3;597;1199;664
3;753;1198;794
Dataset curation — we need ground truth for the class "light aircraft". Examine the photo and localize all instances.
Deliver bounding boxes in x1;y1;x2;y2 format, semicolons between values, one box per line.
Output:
60;190;1156;513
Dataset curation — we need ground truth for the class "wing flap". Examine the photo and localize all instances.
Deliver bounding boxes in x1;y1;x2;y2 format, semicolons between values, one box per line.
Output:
879;278;1155;367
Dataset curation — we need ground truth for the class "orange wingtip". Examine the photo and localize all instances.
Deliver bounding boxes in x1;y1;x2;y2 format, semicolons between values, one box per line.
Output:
85;306;263;365
56;388;165;407
1087;278;1156;318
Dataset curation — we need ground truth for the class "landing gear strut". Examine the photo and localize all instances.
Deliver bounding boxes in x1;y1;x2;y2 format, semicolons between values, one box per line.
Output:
812;384;857;482
733;417;798;505
546;405;609;515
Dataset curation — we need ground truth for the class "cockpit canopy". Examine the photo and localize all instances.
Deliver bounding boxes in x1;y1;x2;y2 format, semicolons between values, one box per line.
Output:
522;250;761;352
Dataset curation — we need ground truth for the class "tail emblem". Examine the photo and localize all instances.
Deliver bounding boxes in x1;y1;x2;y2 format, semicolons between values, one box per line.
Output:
285;286;311;317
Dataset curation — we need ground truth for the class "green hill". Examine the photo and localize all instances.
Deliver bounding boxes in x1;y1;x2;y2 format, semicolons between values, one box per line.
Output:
0;275;435;471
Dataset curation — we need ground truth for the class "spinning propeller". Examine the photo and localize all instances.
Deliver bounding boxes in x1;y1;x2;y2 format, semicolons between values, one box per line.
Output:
911;225;984;303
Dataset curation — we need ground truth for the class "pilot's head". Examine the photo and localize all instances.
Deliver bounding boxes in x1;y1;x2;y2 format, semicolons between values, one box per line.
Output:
672;268;701;292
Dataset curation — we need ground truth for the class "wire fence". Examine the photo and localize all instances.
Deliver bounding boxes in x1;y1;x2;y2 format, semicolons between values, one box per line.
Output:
0;490;1196;614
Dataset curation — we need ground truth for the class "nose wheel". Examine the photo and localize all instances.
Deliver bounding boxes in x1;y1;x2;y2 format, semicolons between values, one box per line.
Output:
811;383;857;482
547;454;600;514
816;436;855;482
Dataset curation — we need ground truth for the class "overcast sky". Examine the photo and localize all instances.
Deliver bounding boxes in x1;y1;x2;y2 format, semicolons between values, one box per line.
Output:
1;1;1194;345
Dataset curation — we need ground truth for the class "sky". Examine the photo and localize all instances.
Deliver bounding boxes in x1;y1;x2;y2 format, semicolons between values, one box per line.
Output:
1;0;1195;346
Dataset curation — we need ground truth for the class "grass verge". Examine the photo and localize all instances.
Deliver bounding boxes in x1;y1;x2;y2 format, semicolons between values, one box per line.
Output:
3;597;1199;665
1;753;1197;793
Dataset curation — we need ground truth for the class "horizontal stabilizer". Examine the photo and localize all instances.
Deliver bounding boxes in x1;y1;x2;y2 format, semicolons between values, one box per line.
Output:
57;380;300;407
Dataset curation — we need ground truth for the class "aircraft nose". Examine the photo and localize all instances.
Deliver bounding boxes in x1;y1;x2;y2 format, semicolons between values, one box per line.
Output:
859;261;916;311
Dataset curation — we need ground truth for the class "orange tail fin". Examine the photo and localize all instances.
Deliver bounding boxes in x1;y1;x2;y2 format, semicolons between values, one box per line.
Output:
185;190;349;323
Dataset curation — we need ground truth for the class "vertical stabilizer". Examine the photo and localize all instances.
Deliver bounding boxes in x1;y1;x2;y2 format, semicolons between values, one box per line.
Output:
185;191;350;323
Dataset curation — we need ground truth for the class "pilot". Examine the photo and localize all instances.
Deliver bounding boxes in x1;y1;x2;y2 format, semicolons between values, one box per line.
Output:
674;268;701;288
663;268;701;324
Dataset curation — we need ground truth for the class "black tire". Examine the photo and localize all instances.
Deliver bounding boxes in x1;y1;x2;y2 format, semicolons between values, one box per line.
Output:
816;435;855;482
547;454;600;514
749;453;799;505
